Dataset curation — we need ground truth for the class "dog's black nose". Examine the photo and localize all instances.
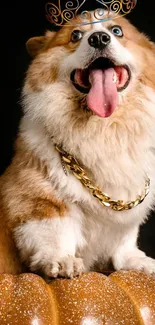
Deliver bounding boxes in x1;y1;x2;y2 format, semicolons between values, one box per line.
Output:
88;32;110;49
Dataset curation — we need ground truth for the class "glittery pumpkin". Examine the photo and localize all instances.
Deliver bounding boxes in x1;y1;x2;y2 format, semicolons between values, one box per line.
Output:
0;271;154;325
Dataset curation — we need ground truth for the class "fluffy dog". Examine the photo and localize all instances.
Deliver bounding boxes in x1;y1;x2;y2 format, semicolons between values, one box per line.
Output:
0;12;155;278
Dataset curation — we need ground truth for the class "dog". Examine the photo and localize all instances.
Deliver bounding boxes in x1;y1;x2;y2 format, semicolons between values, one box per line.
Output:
0;12;155;278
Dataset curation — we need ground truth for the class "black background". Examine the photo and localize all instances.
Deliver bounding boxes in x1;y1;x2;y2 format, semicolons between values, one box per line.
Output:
1;0;155;257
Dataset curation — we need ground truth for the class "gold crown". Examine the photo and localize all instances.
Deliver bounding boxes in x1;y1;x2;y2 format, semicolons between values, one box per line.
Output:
45;0;137;27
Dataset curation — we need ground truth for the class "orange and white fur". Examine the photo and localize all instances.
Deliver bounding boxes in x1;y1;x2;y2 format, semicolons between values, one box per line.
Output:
0;13;155;278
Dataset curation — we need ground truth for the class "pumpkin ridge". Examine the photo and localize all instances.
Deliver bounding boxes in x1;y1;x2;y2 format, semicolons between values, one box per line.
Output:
46;280;60;325
109;271;155;325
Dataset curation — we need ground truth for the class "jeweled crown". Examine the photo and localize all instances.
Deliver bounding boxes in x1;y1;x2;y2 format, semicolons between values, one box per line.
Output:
45;0;137;27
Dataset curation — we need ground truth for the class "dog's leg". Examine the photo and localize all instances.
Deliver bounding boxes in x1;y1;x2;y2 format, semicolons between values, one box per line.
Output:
14;210;86;278
112;226;155;275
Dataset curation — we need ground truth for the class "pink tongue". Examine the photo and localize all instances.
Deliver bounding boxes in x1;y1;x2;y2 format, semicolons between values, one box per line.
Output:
87;68;118;118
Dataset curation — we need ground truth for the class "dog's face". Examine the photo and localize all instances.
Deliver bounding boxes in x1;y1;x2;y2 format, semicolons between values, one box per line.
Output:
23;14;155;142
60;17;134;118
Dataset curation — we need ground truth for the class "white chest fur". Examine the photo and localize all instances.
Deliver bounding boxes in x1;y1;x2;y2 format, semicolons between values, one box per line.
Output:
16;113;155;275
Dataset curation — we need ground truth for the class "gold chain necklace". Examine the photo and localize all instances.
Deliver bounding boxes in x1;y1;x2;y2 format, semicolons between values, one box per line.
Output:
55;145;150;212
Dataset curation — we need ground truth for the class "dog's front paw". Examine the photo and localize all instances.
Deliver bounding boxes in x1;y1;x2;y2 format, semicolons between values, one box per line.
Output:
113;249;155;275
121;256;155;275
44;255;85;279
115;255;155;275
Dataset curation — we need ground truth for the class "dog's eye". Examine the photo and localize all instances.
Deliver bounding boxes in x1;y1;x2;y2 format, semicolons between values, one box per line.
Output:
111;26;123;37
71;30;83;43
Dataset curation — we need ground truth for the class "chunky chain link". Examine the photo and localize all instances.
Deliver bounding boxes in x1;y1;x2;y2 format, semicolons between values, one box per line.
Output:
55;145;150;212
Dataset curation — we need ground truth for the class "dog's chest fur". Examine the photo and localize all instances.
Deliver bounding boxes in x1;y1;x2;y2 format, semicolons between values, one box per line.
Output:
19;112;155;270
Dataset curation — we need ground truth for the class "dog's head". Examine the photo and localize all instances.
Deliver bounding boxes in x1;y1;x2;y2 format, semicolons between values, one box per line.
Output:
23;14;155;144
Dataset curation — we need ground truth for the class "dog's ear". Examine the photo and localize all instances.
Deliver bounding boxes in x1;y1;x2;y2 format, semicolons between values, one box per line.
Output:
26;36;45;57
26;31;56;57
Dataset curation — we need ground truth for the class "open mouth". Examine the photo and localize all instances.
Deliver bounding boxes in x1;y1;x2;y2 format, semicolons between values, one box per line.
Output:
70;57;131;118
